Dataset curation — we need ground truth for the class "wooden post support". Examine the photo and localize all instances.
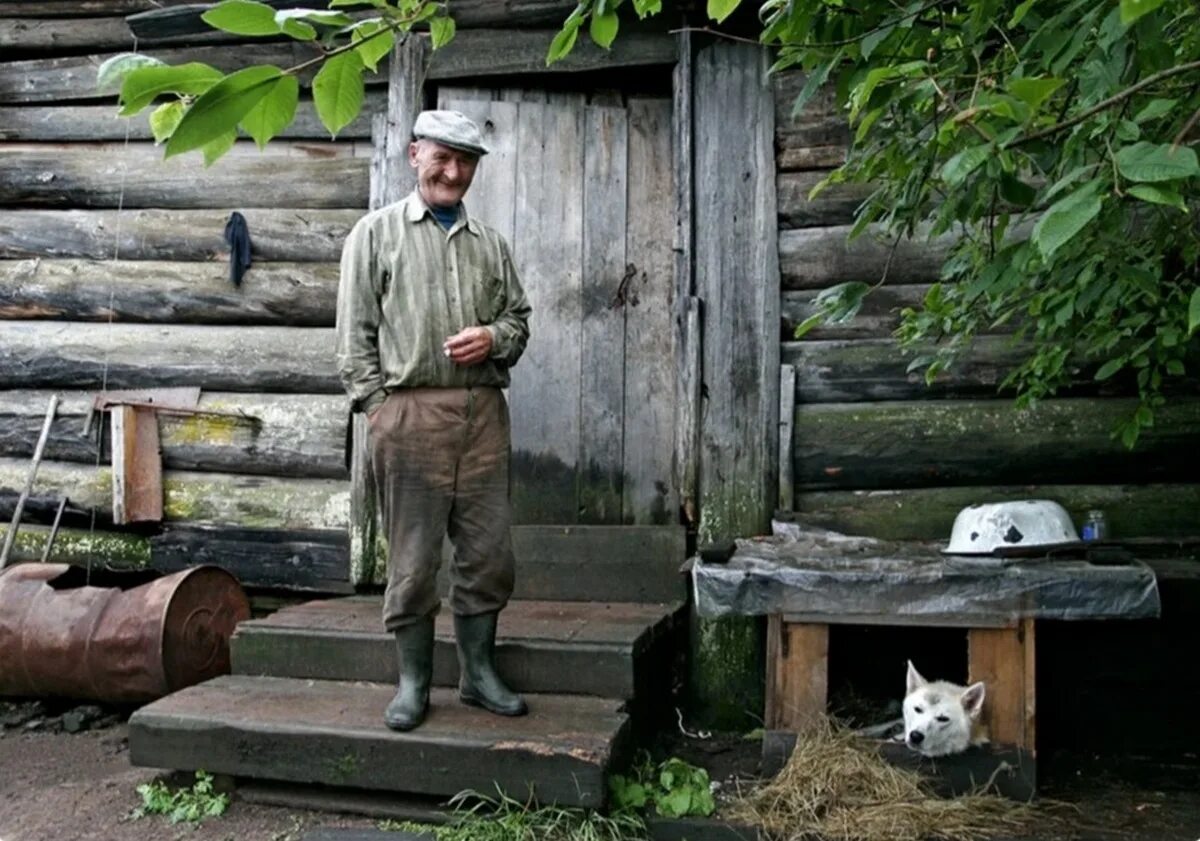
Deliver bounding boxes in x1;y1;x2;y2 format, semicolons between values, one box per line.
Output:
0;393;58;569
968;618;1037;753
111;404;164;525
778;364;796;512
765;615;829;731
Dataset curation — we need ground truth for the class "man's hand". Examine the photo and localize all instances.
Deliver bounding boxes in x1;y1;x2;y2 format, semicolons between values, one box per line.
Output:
443;326;493;366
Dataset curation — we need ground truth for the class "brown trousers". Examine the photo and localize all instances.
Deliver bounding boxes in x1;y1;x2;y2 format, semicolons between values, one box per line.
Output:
368;387;515;631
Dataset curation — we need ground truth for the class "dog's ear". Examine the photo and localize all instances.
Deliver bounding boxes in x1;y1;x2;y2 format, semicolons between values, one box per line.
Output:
906;660;927;694
961;681;986;718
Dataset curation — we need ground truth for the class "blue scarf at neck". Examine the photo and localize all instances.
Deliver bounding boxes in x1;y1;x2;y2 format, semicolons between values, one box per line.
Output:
430;204;459;231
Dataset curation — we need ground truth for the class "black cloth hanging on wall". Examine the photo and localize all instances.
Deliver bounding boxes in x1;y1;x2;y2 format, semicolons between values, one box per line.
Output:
223;211;253;287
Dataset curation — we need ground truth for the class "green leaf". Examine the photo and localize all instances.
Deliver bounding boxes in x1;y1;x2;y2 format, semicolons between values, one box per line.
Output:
277;16;317;40
589;11;619;49
657;788;692;817
201;129;238;167
1127;183;1188;213
274;7;353;27
351;20;395;72
1120;0;1165;25
1134;98;1177;124
239;74;299;148
1000;173;1037;206
941;144;992;186
1031;183;1104;259
313;50;364;137
96;53;165;94
1008;76;1065;112
546;24;579;65
1094;357;1125;381
165;65;282;158
201;0;282;36
860;24;894;60
1007;0;1038;28
707;0;741;24
1189;288;1200;336
148;100;185;143
1114;142;1200;183
790;54;840;118
119;63;224;116
430;15;456;49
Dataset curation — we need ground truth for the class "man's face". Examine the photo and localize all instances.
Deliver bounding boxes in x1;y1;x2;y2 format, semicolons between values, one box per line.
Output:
409;139;479;208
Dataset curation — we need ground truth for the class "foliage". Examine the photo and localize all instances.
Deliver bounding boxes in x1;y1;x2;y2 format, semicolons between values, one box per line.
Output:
608;753;716;818
550;0;1200;447
378;788;647;841
130;770;230;824
97;0;456;165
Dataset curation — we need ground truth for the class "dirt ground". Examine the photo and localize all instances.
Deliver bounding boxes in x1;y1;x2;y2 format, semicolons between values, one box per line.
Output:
3;701;1200;841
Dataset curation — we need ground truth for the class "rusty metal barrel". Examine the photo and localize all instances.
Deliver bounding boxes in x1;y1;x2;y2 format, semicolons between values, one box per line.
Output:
0;564;250;702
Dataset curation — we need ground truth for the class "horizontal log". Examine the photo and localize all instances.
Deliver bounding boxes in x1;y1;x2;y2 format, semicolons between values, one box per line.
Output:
0;30;673;104
150;525;352;592
0;95;379;142
791;483;1200;542
0;523;150;567
779;224;951;290
773;70;841;128
0;143;369;209
0;208;360;261
127;0;578;39
793;398;1200;490
777;143;847;172
0;322;339;391
781;284;930;340
0;15;235;55
784;336;1032;403
0;390;348;479
0;456;349;530
778;170;874;229
0;259;339;324
0;1;199;18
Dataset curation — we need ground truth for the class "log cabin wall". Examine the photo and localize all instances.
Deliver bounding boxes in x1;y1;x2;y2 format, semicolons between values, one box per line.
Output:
773;70;1200;544
0;2;371;592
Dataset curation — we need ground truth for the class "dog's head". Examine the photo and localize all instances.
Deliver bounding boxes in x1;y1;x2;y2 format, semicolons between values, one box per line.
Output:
902;660;985;757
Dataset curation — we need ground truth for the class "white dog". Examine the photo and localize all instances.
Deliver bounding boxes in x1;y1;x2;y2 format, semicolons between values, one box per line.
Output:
902;660;988;757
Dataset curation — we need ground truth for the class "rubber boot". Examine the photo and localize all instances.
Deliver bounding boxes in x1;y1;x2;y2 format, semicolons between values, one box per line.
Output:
454;611;528;716
383;615;435;731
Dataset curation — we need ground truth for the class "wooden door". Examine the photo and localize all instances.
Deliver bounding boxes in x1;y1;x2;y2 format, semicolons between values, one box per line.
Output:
438;88;676;525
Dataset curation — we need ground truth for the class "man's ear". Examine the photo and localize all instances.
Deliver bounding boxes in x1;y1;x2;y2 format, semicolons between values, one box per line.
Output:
906;660;927;695
409;140;421;167
961;682;986;719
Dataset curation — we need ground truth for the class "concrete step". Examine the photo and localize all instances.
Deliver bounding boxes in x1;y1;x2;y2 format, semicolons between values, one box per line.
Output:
232;597;682;700
129;674;629;808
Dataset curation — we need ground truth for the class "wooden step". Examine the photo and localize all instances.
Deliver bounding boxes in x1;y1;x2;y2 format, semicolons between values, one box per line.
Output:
232;598;682;700
128;675;629;808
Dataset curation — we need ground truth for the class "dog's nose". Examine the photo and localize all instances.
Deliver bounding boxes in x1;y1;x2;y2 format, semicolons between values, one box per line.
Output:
908;731;924;745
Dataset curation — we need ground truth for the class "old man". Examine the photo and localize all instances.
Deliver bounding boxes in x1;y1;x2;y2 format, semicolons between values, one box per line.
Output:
336;110;532;731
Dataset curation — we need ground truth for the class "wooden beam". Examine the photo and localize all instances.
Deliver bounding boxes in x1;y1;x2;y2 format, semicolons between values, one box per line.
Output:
0;390;348;479
0;259;339;325
110;404;163;524
0;15;235;55
782;285;932;340
0;97;378;142
765;616;829;731
968;619;1036;753
0;322;339;392
778;365;796;511
777;170;874;229
0;208;360;262
0;1;199;17
779;225;950;290
0;456;350;531
0;143;369;209
0;523;151;568
792;398;1200;490
792;483;1200;542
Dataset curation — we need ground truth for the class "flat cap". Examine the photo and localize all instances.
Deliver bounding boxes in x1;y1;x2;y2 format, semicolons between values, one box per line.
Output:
412;110;489;156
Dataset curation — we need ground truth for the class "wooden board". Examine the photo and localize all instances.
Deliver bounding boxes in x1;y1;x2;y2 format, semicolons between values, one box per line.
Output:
577;104;628;524
0;259;339;324
110;404;163;524
777;170;874;229
0;1;201;18
624;97;677;525
778;365;796;511
968;619;1036;752
1;322;339;392
0;390;348;479
779;224;950;290
0;456;349;531
693;42;780;540
510;98;585;523
765;616;828;731
0;143;369;209
129;675;628;807
0;97;378;142
0;208;361;261
782;285;932;341
790;483;1200;541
